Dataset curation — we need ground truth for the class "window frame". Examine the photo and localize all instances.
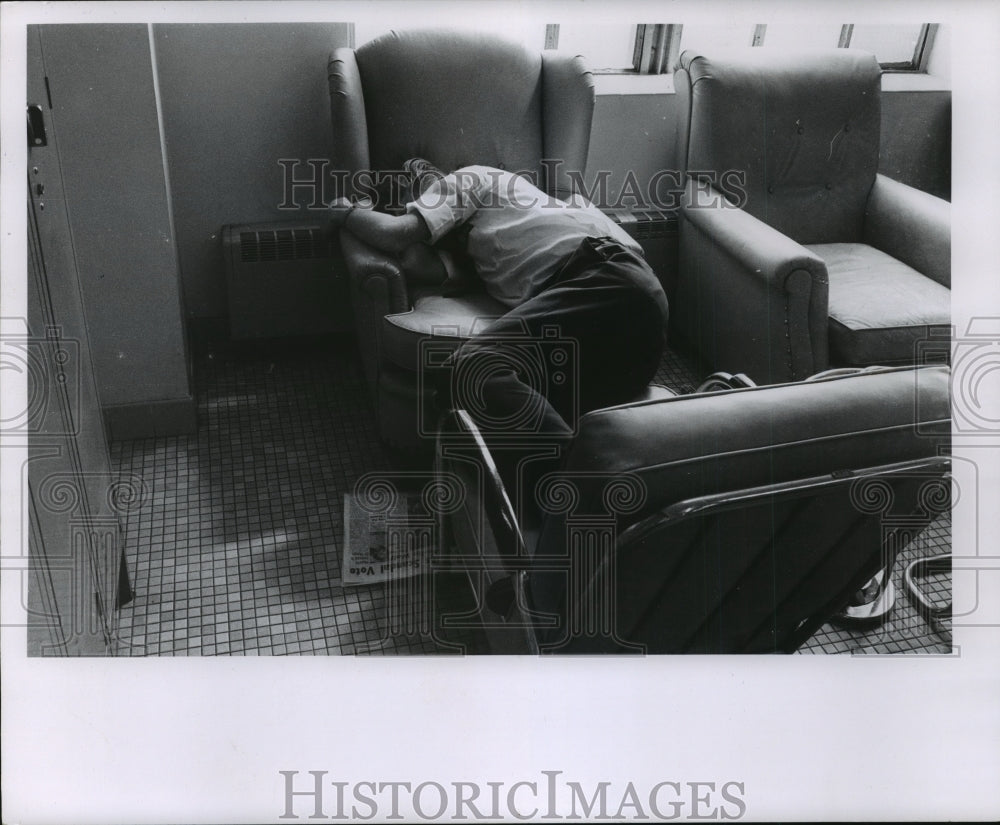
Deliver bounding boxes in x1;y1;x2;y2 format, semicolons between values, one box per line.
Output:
347;22;938;77
547;22;937;76
842;23;937;73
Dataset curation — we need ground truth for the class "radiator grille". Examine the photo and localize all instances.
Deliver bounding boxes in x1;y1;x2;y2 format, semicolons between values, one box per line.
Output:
223;221;350;338
607;208;678;240
239;227;328;263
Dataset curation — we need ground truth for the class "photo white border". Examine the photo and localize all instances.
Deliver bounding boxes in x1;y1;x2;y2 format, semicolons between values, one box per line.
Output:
2;1;998;822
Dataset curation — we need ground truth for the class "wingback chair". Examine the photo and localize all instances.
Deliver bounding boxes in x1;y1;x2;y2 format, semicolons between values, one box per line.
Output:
673;49;951;385
328;29;595;450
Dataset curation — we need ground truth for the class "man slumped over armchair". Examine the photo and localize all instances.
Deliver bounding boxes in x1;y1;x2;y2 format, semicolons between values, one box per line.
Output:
330;160;669;491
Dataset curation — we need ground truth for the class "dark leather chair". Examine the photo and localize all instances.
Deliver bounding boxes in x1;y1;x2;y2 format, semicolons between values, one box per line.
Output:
673;49;951;384
328;29;596;450
436;365;951;653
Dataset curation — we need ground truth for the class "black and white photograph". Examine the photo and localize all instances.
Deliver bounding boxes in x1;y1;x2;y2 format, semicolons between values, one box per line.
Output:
2;0;998;822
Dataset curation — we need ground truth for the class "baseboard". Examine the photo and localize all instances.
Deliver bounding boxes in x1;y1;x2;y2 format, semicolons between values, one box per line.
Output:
104;395;197;441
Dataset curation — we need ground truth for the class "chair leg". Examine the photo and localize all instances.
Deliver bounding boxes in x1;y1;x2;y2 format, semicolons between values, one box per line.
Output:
833;566;896;625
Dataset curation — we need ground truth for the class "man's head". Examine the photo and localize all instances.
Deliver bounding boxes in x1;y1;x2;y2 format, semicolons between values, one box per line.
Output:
372;157;444;214
402;157;445;201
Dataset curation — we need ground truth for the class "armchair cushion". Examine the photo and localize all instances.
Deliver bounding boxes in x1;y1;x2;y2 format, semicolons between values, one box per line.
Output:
381;289;507;373
810;243;951;366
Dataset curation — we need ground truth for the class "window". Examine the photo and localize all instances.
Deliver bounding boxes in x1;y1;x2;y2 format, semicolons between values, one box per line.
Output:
758;24;844;51
351;21;547;51
348;22;936;76
648;23;936;74
553;23;637;71
847;24;931;70
674;23;756;55
555;23;935;75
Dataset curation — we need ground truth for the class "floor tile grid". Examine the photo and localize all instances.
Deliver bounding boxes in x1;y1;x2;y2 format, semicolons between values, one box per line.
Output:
798;514;952;655
111;339;950;656
118;345;391;655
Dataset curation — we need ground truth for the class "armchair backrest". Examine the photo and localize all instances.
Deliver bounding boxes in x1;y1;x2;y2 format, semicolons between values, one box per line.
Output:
328;28;595;199
541;365;949;536
675;49;882;244
527;365;951;651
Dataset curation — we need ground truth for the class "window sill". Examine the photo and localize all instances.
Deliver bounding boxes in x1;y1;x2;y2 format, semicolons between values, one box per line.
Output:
880;72;951;92
593;72;675;96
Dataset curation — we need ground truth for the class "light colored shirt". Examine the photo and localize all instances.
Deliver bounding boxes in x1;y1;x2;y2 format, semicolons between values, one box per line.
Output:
406;165;643;307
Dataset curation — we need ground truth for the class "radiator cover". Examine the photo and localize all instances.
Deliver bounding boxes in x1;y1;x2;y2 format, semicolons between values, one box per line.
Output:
223;222;351;339
606;206;678;240
605;207;679;300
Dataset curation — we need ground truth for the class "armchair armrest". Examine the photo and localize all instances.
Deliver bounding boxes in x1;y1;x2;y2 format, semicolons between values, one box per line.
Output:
678;181;829;383
339;230;410;314
864;174;951;288
339;230;411;395
683;190;826;287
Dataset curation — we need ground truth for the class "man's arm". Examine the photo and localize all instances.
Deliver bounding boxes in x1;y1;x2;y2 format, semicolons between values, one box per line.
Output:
398;242;448;286
329;197;430;254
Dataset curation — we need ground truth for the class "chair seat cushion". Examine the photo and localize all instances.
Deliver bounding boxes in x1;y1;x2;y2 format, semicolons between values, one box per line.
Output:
382;288;508;373
807;243;950;366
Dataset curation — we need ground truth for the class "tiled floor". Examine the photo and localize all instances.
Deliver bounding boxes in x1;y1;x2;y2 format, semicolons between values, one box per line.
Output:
109;332;951;656
110;333;473;655
799;517;952;655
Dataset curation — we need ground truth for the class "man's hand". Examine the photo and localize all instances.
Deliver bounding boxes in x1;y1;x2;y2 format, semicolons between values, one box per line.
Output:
328;196;373;230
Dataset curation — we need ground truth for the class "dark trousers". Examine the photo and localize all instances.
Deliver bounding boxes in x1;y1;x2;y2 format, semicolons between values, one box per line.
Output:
438;237;669;503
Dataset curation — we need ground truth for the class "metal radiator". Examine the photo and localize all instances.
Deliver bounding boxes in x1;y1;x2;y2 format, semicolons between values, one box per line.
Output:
606;206;678;240
222;222;351;339
606;207;679;299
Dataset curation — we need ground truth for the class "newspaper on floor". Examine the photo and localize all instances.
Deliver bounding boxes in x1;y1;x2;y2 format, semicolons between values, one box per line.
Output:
342;492;432;586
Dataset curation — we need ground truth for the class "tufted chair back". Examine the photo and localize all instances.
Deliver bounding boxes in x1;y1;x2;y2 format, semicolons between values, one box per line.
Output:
675;49;882;245
328;28;595;199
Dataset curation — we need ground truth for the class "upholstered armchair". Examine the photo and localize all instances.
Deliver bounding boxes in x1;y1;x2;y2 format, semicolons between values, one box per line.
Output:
673;49;951;385
328;29;595;450
437;365;951;653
